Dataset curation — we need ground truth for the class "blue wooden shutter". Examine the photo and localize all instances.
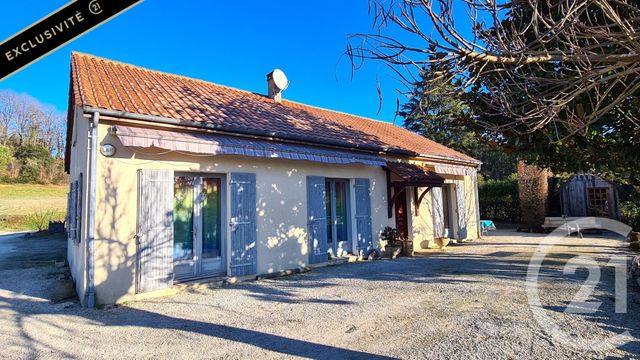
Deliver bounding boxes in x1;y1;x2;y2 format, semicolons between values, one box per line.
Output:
67;181;75;241
455;183;467;239
431;187;445;238
307;176;328;264
137;169;174;293
68;180;78;241
354;178;373;252
230;173;257;276
76;173;83;242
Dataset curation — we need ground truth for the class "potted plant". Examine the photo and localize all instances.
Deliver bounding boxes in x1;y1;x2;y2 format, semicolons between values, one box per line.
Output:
380;226;403;259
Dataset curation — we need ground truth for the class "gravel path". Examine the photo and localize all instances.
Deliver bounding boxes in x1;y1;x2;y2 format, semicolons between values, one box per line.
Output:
0;230;638;359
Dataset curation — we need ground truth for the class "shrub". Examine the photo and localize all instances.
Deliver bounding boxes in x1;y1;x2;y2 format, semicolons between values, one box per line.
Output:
517;161;549;232
0;145;14;177
478;174;521;223
19;158;42;183
25;209;59;232
380;226;404;246
14;143;51;162
620;187;640;231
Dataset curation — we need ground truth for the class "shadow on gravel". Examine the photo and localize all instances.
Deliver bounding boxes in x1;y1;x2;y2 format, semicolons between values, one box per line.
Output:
235;281;354;305
0;232;66;271
539;264;640;354
2;228;638;358
0;293;395;359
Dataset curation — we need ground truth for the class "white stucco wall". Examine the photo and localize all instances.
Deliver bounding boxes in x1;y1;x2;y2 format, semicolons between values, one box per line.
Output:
66;109;90;304
67;116;481;305
91;122;394;304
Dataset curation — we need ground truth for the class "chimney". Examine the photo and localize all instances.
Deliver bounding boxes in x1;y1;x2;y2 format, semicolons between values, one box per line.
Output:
266;69;288;103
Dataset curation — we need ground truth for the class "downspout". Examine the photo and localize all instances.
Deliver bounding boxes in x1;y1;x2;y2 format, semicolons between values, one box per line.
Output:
85;111;99;308
474;164;481;238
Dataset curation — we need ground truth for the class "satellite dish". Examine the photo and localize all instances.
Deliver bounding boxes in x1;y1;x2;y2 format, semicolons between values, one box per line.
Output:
270;69;289;91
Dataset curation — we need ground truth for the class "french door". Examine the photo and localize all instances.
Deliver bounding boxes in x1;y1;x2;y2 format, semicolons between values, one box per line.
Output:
325;179;350;255
173;174;226;280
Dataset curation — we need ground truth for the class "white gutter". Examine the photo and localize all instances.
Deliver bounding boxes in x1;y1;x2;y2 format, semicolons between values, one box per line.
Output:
417;152;482;167
85;111;98;308
82;106;416;157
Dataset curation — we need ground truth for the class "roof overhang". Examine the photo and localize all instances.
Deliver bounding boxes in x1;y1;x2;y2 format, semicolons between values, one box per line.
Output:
383;161;445;218
112;125;387;166
383;161;445;187
84;106;418;157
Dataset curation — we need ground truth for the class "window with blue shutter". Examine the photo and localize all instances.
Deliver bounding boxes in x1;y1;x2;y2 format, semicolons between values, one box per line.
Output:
307;176;328;264
354;178;373;252
136;169;175;293
67;174;82;243
230;173;257;276
67;181;76;241
76;173;82;243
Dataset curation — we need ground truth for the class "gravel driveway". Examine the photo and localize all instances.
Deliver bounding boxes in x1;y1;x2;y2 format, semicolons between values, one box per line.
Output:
0;230;638;359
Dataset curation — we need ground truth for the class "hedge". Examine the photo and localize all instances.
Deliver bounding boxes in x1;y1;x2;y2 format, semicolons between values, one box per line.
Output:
478;176;521;223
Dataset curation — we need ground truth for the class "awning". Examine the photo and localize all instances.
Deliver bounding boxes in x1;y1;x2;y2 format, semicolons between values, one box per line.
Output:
383;161;445;218
384;161;445;187
112;125;386;166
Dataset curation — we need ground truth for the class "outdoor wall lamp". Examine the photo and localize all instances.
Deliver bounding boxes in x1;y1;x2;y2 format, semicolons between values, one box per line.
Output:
100;143;116;157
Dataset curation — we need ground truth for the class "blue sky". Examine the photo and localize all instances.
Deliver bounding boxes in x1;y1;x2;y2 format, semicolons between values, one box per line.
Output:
0;0;415;123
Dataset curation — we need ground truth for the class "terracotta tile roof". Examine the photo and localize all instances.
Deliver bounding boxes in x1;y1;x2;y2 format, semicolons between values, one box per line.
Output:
68;52;479;164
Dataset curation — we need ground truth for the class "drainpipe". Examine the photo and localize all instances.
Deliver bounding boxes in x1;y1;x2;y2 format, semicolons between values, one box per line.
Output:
85;111;99;308
474;164;481;239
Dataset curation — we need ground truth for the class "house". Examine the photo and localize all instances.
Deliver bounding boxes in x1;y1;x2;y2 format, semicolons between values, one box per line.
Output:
65;53;481;306
547;174;620;220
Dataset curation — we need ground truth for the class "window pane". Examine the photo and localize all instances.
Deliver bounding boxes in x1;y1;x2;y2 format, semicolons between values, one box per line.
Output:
588;188;609;217
335;181;348;242
174;177;194;260
202;178;222;258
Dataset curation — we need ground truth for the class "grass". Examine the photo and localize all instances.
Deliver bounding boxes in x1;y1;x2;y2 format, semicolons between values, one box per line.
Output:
0;184;67;232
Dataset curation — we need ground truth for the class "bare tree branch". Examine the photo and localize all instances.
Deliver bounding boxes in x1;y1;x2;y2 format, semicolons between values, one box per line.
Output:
346;0;640;136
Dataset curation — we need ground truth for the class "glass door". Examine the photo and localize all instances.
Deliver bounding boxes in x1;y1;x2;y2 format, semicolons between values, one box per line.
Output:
174;176;196;278
325;179;350;256
201;178;223;273
173;175;225;280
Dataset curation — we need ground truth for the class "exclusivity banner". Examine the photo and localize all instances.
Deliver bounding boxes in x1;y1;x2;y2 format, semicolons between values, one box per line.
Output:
0;0;142;81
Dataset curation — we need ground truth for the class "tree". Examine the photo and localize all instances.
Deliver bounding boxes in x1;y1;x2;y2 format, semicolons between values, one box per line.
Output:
347;0;640;183
0;91;17;146
348;0;640;134
400;61;517;179
0;90;67;184
400;64;474;151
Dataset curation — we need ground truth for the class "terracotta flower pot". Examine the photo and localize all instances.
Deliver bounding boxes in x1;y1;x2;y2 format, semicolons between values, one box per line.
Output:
435;237;450;249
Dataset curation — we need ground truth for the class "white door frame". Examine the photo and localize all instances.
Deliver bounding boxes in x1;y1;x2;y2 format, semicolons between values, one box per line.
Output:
174;173;227;280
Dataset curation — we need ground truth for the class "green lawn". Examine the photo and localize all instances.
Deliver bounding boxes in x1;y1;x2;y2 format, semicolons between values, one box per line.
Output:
0;184;67;231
